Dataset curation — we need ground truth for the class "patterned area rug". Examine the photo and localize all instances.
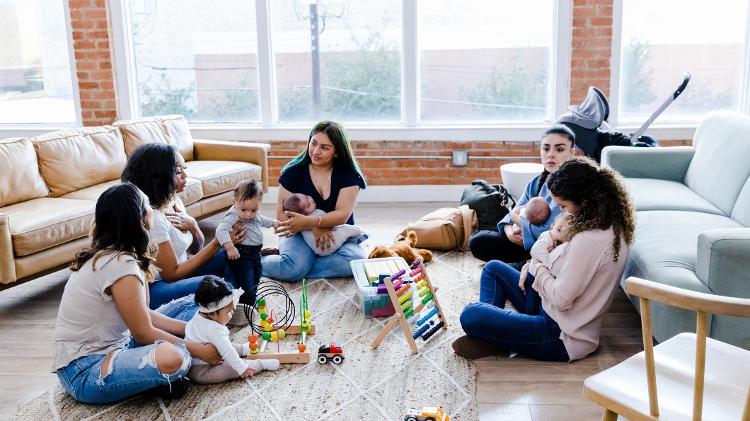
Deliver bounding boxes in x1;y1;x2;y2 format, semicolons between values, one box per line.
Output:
15;251;482;421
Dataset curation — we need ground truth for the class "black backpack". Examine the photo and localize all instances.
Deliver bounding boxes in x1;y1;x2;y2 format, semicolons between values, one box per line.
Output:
460;180;516;231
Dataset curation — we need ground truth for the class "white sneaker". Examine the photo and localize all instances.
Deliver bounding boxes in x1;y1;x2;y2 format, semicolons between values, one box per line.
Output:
228;304;250;327
247;359;281;373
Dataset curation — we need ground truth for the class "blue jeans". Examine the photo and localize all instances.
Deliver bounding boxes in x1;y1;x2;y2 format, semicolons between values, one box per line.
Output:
229;244;262;305
459;260;569;361
261;234;367;282
56;296;197;404
149;248;255;309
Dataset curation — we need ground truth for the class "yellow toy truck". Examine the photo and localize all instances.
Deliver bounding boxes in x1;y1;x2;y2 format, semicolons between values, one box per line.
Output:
403;406;450;421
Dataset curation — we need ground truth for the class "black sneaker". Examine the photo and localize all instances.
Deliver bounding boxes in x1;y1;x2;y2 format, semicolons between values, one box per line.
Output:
451;335;502;360
146;377;192;400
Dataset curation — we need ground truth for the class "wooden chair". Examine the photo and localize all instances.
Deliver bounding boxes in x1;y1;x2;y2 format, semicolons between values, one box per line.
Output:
583;277;750;421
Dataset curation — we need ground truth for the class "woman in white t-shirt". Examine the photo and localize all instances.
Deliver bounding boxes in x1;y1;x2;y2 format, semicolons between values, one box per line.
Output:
121;144;250;324
53;183;221;403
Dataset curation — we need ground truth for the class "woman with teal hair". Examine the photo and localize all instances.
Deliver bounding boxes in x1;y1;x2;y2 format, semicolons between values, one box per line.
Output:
262;121;367;281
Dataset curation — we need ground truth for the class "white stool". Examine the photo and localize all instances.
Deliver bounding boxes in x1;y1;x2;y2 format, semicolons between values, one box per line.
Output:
500;162;544;201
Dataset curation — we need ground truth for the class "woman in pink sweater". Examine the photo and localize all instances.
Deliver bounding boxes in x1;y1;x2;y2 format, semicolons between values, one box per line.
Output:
453;157;635;361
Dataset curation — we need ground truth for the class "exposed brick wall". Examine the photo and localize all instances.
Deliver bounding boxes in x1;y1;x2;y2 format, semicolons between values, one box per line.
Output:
66;0;690;186
570;0;613;103
69;0;117;127
268;140;541;186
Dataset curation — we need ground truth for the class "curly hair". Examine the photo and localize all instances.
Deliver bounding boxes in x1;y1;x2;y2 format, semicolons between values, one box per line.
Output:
546;157;635;261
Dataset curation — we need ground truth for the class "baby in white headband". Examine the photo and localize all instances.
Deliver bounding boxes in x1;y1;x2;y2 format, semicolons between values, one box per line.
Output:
185;276;280;384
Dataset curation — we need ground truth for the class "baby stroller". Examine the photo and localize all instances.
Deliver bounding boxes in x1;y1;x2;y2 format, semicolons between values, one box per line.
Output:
556;72;691;162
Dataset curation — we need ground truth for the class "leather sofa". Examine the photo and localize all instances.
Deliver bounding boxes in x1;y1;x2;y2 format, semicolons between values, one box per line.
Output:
602;110;750;349
0;115;269;289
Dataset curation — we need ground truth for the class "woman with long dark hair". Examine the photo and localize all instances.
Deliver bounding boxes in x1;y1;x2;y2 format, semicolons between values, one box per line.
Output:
454;157;636;362
52;183;220;404
468;125;576;263
262;121;367;281
121;144;248;323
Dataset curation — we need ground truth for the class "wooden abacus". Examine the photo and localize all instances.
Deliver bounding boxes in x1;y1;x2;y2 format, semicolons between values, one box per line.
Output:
371;259;448;354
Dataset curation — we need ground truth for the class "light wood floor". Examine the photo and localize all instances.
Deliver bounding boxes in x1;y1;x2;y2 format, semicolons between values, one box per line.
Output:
0;202;642;420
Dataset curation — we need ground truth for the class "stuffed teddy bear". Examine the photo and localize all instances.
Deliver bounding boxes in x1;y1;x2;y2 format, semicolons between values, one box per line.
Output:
367;230;433;263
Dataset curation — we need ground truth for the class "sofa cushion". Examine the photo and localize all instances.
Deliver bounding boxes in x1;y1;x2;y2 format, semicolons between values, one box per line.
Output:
60;180;120;201
0;138;49;207
731;178;750;227
32;127;126;197
625;178;723;215
630;210;742;289
685;111;750;215
115;115;194;160
185;160;261;198
1;198;95;256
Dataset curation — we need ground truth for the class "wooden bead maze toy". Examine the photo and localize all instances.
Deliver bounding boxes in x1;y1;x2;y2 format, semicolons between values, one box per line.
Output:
245;279;315;364
371;259;448;354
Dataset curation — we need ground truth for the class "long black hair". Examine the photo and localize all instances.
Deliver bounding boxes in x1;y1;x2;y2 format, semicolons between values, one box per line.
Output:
537;125;576;194
121;143;178;209
281;121;367;188
71;182;155;279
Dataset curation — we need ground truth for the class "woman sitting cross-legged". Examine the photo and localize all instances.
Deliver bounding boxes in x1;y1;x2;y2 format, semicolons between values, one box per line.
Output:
121;143;250;325
52;183;221;404
453;157;636;362
262;121;368;281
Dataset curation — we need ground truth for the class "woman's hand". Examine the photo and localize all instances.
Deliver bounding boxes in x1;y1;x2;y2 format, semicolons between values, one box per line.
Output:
312;227;334;251
165;210;198;233
509;206;523;226
275;211;311;237
504;224;524;246
230;221;246;244
188;342;223;365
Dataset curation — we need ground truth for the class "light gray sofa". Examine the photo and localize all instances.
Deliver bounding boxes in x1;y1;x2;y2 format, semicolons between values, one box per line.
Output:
602;110;750;350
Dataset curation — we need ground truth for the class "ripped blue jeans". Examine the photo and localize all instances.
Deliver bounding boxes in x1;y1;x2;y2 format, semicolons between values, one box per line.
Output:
56;296;197;404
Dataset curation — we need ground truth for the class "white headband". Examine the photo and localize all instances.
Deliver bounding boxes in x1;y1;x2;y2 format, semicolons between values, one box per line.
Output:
197;288;244;313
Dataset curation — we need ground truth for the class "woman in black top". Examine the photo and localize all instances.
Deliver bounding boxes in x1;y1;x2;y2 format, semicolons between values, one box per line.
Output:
262;121;367;281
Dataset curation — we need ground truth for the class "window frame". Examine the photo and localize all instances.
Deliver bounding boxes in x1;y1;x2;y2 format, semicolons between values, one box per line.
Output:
0;0;82;130
105;0;576;140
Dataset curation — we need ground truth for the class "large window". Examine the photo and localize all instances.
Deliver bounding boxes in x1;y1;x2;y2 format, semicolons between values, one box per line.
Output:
122;0;564;126
617;0;749;123
0;0;77;124
271;0;401;122
419;0;554;122
130;0;261;122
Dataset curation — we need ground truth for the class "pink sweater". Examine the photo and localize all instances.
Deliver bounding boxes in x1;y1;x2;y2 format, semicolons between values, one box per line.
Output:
532;227;629;361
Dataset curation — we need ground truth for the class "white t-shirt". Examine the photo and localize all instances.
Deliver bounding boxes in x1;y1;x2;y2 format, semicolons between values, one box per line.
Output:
52;252;147;371
185;313;249;376
150;198;193;264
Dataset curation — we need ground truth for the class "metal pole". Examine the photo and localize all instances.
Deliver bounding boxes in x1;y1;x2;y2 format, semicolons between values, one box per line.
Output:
310;2;321;119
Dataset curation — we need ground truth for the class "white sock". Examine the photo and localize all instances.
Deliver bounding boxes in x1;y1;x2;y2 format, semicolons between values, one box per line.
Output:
247;359;280;372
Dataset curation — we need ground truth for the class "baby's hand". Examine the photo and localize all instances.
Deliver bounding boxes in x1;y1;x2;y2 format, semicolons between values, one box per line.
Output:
512;225;522;235
240;367;255;379
227;246;240;260
272;220;280;230
519;262;530;291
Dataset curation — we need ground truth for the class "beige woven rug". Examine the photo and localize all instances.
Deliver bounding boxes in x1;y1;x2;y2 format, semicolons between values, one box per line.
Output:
16;251;481;421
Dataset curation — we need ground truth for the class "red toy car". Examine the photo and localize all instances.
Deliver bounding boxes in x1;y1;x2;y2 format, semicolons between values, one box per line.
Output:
317;343;344;364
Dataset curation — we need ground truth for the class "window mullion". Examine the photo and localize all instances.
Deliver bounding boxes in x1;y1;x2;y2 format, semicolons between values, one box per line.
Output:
108;0;139;119
609;0;624;127
255;0;276;126
402;0;418;126
552;0;572;123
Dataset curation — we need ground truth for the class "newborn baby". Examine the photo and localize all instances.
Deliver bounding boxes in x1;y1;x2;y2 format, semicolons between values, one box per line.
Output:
282;193;368;256
512;196;551;234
